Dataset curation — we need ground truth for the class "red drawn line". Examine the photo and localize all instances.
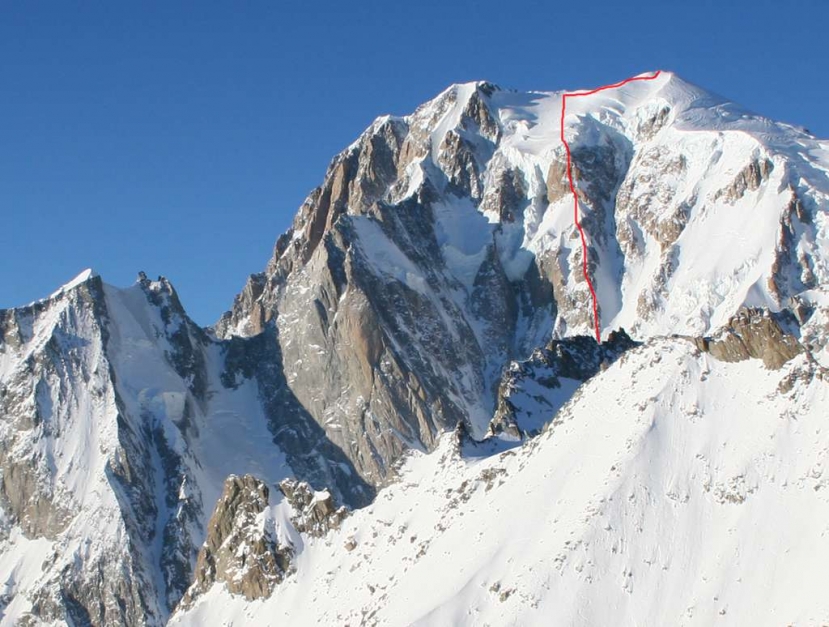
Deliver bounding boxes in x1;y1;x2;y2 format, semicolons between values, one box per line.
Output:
560;70;662;343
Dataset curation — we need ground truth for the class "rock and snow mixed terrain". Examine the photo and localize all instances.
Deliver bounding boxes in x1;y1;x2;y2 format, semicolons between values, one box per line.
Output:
1;70;828;626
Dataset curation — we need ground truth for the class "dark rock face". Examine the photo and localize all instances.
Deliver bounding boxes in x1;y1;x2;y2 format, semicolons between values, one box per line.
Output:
183;475;293;604
220;328;376;509
692;308;803;369
490;329;639;437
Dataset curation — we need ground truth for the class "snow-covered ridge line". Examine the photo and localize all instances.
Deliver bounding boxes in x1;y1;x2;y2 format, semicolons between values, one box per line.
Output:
48;268;98;299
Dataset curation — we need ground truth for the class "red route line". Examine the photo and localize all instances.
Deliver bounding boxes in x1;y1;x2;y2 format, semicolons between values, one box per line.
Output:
560;70;662;342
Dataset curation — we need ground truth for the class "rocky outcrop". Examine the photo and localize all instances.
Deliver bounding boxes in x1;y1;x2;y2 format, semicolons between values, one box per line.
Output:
545;153;570;204
481;166;525;221
713;157;774;203
278;478;349;538
767;186;817;303
182;475;293;605
692;308;803;369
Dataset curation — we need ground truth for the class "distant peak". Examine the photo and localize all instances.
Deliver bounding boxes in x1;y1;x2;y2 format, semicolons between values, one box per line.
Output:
475;81;500;97
136;271;177;293
428;80;501;104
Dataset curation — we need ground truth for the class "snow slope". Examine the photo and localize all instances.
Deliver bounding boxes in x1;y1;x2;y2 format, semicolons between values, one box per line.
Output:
492;71;828;337
174;340;829;626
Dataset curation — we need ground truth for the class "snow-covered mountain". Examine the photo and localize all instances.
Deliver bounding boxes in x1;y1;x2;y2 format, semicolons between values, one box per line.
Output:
1;70;828;626
0;273;369;624
218;70;829;469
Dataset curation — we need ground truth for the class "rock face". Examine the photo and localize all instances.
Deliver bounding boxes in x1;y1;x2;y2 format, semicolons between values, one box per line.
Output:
790;286;829;366
490;329;639;438
183;475;293;604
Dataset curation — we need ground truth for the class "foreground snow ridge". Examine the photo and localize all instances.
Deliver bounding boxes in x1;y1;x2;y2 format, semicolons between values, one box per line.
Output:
175;341;829;626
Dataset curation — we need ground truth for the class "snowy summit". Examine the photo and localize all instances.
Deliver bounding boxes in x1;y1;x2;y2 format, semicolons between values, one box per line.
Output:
47;268;98;299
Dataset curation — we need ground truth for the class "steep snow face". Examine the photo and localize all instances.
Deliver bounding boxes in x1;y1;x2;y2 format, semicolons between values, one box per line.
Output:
0;274;294;625
217;71;828;485
173;340;829;627
488;71;829;338
102;280;291;511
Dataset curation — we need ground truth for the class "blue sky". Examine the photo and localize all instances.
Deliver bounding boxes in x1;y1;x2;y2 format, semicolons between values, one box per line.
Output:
2;0;827;325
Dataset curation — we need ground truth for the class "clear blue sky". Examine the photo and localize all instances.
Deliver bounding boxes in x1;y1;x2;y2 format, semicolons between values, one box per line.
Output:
2;0;827;325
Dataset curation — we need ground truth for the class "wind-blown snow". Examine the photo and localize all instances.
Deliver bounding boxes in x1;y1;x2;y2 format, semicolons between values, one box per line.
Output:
431;196;496;287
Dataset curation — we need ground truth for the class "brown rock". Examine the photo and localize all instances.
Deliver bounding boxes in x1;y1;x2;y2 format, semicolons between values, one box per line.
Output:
694;308;802;369
182;475;293;606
